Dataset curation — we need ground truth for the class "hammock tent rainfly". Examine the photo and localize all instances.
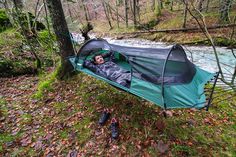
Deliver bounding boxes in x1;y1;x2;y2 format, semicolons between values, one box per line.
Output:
69;38;216;109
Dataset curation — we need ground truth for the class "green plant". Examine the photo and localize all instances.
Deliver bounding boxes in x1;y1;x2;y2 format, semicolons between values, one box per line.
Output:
33;68;59;99
0;9;11;32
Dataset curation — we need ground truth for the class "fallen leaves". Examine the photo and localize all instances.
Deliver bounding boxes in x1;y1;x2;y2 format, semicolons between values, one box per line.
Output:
20;135;32;147
1;74;235;156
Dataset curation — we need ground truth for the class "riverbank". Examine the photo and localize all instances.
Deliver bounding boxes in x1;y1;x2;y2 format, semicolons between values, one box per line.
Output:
90;8;236;48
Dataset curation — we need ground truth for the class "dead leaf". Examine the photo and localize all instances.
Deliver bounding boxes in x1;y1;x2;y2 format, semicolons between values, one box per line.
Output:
156;120;166;132
20;136;32;147
157;140;169;153
67;150;78;157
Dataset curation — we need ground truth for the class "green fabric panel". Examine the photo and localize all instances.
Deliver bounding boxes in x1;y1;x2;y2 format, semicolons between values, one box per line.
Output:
130;77;164;108
163;67;215;109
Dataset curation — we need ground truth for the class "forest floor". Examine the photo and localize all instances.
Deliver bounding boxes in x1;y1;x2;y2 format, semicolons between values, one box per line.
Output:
0;72;235;156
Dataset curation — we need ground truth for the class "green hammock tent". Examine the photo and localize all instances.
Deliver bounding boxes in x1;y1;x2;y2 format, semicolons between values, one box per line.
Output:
69;38;216;109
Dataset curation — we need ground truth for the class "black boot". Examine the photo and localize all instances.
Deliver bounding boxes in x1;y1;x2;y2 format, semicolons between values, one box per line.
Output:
99;111;110;125
110;118;119;139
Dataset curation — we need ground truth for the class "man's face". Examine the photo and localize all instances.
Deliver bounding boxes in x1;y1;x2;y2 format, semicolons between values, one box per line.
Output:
95;55;104;64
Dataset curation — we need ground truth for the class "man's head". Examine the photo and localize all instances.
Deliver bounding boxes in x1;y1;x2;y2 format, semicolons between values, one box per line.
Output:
94;55;104;65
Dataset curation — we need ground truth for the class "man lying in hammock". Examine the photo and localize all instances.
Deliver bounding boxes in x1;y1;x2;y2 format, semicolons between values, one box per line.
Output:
83;51;131;88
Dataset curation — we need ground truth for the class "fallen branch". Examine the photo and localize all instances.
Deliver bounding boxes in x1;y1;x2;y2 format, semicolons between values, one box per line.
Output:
119;24;236;35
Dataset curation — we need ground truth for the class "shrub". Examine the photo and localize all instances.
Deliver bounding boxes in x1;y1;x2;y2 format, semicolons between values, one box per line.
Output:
0;9;11;32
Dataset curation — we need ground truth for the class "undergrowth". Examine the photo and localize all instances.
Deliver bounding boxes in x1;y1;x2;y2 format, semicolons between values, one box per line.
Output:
33;67;59;99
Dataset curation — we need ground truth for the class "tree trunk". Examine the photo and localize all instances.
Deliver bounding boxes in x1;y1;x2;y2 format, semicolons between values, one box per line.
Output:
170;0;173;11
13;0;24;9
13;0;42;69
130;0;133;18
116;0;119;28
125;0;129;28
66;1;73;22
80;23;93;41
197;0;205;12
45;0;75;78
182;0;188;28
107;2;115;20
230;16;236;40
137;0;140;21
151;0;155;11
133;0;137;28
219;0;232;23
154;0;161;16
205;0;210;12
102;1;112;30
82;0;89;23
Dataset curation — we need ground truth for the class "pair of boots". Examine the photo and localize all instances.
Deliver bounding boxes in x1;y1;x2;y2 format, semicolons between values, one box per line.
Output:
99;110;119;139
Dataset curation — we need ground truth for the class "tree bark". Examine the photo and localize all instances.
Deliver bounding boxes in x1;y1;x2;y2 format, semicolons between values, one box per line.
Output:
102;1;112;30
230;16;236;40
45;0;75;78
125;0;129;28
170;0;173;11
133;0;137;28
151;0;155;11
197;0;205;12
205;0;210;12
82;0;89;23
66;0;73;22
13;0;42;69
116;0;119;28
182;0;188;28
219;0;232;23
136;0;140;21
13;0;24;9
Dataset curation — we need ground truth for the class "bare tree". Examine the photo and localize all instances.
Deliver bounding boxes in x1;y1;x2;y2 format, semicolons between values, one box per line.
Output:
136;0;140;21
133;0;137;28
66;0;74;22
230;16;236;40
183;0;236;91
182;0;188;28
125;0;129;28
205;0;210;12
197;0;205;12
116;0;119;28
102;0;113;30
219;0;232;23
45;0;75;78
81;0;89;23
13;0;42;69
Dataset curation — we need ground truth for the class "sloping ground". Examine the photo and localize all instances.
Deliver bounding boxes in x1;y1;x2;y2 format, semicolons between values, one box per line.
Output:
0;73;235;156
0;29;56;77
92;7;236;47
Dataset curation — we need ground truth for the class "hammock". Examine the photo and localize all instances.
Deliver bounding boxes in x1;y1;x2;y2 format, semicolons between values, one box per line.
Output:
69;38;216;109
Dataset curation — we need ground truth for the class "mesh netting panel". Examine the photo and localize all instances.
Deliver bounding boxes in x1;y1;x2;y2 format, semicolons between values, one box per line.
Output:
164;45;196;84
78;39;111;60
